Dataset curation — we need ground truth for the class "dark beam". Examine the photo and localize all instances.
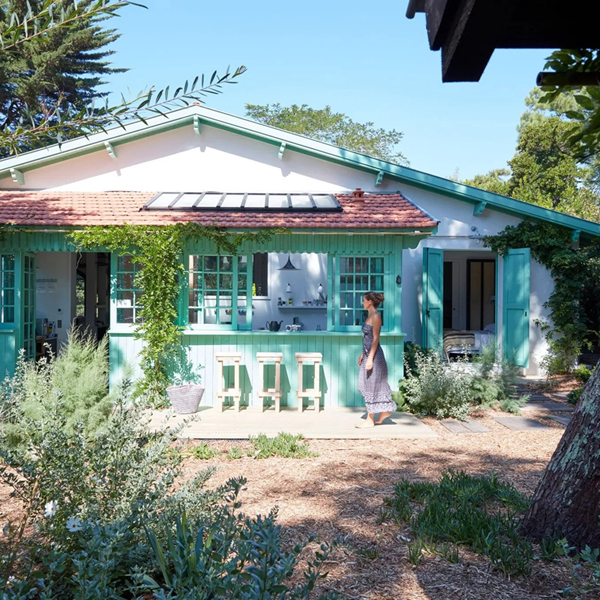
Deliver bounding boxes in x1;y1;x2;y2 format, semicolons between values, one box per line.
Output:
441;0;518;82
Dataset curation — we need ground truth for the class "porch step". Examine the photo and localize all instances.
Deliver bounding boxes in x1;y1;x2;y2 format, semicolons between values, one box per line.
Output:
493;417;551;431
441;419;490;434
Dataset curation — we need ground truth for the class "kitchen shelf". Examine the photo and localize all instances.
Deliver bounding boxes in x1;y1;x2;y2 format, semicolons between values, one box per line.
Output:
277;305;327;310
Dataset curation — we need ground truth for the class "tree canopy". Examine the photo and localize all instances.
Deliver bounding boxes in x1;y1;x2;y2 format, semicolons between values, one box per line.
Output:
0;0;126;155
464;88;600;222
0;1;246;155
245;103;407;164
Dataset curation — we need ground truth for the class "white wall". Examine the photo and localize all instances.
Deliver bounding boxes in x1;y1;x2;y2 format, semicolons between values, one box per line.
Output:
35;252;76;347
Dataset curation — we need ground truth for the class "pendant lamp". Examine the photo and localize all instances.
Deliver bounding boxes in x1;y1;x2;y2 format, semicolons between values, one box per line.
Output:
278;253;300;270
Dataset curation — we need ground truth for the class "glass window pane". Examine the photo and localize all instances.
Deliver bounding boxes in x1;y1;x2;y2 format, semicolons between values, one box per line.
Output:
117;255;133;271
189;309;200;324
117;291;134;304
204;274;217;289
190;273;201;290
204;308;217;324
371;257;384;273
117;273;134;289
3;307;14;322
189;291;201;307
204;256;217;272
356;258;368;273
220;274;233;290
219;256;233;272
340;258;353;273
370;275;383;290
238;275;247;295
2;255;15;271
117;308;134;323
189;255;200;271
356;276;369;290
3;290;14;306
238;256;248;272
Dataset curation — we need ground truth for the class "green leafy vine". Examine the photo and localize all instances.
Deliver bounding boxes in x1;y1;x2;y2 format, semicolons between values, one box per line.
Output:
70;223;276;402
483;221;600;374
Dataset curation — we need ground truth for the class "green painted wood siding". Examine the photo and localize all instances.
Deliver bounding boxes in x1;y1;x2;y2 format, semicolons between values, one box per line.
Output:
109;331;405;408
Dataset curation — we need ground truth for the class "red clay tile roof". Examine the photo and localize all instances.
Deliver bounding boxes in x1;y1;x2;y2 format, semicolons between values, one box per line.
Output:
0;191;438;230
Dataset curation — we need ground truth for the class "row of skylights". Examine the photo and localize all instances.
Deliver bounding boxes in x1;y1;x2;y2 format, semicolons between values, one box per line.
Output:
142;192;342;212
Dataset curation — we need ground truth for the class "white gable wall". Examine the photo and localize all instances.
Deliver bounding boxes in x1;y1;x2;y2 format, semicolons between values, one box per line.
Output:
0;124;554;374
0;124;400;193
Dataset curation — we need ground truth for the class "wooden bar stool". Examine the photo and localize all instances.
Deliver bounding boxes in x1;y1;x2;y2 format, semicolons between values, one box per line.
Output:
215;352;242;412
295;352;322;413
256;352;283;412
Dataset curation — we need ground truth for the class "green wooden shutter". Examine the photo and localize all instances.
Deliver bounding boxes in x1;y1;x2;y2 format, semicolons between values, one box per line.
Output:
422;248;443;350
503;248;530;368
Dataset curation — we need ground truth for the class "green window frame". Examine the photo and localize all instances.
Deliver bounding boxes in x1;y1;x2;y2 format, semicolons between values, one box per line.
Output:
23;255;35;359
0;254;15;324
186;254;252;330
114;255;143;324
337;256;385;331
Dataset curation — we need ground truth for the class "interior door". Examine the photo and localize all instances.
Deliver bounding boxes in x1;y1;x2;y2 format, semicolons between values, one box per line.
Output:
422;248;443;350
503;248;530;368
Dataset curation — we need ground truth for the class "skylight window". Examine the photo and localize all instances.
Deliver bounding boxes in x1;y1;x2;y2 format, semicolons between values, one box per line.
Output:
143;192;342;213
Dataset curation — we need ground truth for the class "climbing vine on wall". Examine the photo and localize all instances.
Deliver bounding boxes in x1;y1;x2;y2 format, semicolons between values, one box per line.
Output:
70;223;275;403
483;221;600;374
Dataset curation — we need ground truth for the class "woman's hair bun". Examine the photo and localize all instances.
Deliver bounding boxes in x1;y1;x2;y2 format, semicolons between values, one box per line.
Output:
364;291;384;307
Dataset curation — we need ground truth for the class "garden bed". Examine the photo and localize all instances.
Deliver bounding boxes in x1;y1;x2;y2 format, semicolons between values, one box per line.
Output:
1;412;596;598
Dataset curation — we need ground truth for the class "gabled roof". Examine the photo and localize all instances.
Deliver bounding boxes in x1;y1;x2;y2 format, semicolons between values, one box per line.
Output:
0;190;438;231
1;105;599;238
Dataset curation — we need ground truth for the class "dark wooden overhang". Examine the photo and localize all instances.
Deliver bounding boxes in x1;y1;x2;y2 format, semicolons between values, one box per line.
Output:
407;0;600;82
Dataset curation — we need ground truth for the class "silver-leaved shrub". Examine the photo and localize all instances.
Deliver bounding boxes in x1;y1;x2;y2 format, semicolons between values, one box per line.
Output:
403;350;473;420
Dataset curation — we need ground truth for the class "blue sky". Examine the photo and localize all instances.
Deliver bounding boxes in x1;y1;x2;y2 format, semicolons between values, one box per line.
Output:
105;0;551;181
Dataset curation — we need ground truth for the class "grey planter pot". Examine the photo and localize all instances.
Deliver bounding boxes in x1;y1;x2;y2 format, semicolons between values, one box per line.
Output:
166;384;205;414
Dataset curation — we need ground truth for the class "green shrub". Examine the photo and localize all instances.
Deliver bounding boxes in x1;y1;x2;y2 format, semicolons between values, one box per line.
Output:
142;508;337;598
573;365;594;384
226;445;244;460
380;470;532;577
403;351;473;420
250;432;316;459
567;387;584;405
188;442;220;460
0;328;113;450
0;380;240;597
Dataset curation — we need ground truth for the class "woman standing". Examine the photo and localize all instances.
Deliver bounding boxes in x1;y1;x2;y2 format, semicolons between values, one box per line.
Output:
356;292;396;427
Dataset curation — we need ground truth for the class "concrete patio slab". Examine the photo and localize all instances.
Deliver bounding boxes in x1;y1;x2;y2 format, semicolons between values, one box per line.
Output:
522;401;575;412
441;419;490;434
147;407;438;440
493;417;551;431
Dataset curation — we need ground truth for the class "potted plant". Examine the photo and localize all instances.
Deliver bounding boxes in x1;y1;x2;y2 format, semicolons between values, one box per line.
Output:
165;347;204;414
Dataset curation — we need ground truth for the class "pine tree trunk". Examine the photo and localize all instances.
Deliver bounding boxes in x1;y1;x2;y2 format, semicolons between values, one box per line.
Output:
520;367;600;549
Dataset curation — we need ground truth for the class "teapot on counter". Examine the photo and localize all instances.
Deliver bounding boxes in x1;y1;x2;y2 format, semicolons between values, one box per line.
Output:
266;320;284;332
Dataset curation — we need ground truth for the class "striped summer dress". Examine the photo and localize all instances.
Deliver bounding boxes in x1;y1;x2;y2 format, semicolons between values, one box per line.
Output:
357;323;397;414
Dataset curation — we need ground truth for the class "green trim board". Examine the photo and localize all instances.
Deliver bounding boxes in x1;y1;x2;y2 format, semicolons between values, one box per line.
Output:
0;104;598;238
